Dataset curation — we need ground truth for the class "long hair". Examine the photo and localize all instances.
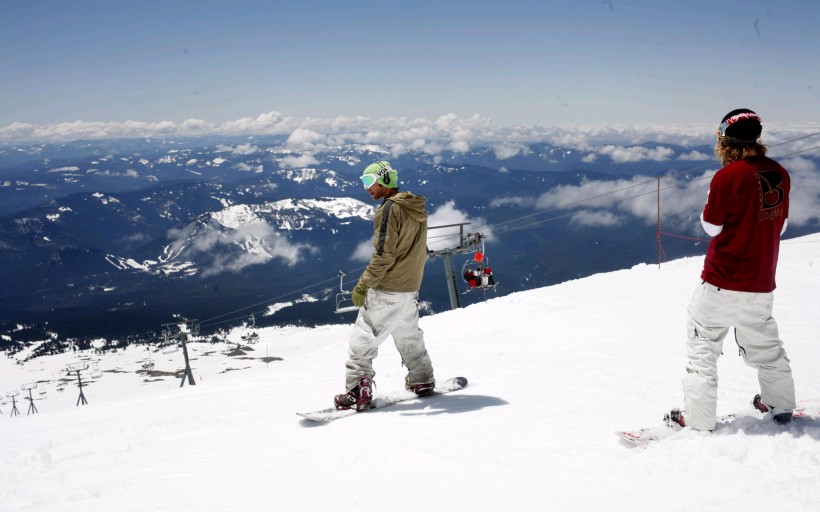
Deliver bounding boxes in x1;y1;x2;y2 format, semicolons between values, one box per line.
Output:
715;137;768;166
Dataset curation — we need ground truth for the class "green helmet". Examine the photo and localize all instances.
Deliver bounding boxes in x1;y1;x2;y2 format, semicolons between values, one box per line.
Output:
361;161;398;189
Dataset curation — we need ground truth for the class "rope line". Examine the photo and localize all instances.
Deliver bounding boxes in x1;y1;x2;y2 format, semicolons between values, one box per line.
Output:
659;231;710;243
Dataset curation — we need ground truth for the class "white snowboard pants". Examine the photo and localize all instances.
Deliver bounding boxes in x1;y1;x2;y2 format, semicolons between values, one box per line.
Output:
344;289;435;391
682;281;796;430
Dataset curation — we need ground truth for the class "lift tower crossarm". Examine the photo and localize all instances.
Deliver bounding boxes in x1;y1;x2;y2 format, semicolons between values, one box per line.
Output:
426;223;485;311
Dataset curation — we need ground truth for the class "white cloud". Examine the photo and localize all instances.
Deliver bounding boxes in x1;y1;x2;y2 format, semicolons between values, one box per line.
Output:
166;219;313;276
782;155;817;174
678;150;711;161
286;128;326;151
216;143;259;155
489;196;534;207
93;168;140;178
595;145;675;164
350;201;490;262
350;239;373;262
350;199;492;260
535;173;715;232
234;162;261;172
570;210;623;227
279;153;319;169
426;200;492;252
782;156;820;227
2;112;818;175
181;119;211;132
491;143;531;160
449;139;471;153
527;156;820;232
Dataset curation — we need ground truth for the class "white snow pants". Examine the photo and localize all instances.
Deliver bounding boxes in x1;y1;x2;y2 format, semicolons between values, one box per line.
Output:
682;281;796;430
345;289;434;391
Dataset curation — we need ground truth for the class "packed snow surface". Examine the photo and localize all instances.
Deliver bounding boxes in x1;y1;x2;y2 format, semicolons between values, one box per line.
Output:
2;234;819;512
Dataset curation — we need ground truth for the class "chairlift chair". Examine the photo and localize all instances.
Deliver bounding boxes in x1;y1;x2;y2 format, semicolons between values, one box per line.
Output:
241;314;260;343
91;361;103;379
335;271;359;314
461;250;497;293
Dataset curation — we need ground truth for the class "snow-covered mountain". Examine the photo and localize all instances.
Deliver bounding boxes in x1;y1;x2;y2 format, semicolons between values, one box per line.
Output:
2;138;819;346
105;197;373;277
2;233;819;512
0;138;717;216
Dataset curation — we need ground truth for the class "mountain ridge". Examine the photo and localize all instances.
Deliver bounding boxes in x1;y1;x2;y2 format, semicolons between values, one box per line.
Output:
2;139;818;349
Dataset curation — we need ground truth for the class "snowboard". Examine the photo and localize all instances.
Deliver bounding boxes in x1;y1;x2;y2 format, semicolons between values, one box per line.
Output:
298;376;468;423
617;399;820;448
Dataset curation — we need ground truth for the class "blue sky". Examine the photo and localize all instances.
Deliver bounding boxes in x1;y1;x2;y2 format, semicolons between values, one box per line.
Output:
1;0;819;137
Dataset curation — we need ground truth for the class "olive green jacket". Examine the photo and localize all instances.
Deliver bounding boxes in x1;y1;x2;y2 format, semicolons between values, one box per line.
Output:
359;191;428;292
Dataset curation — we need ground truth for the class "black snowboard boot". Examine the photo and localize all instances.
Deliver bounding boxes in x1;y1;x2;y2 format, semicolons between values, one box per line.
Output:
406;377;435;397
752;394;792;425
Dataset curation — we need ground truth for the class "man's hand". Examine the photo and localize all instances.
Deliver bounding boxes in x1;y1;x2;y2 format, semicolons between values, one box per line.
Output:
352;282;370;308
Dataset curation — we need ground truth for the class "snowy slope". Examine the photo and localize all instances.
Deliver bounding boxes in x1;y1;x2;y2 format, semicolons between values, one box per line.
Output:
1;234;819;512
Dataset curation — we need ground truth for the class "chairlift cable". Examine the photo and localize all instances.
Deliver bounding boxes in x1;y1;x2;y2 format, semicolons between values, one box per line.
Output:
198;264;369;329
436;137;820;244
187;132;820;332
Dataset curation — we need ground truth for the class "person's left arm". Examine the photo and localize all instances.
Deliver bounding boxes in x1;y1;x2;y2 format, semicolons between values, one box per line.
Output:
359;201;401;289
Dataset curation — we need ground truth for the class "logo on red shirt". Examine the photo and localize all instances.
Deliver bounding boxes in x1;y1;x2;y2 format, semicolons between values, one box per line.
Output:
756;170;785;218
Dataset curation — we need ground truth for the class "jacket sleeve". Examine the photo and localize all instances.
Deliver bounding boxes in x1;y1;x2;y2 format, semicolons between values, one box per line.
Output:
700;211;723;237
701;175;729;236
360;200;400;289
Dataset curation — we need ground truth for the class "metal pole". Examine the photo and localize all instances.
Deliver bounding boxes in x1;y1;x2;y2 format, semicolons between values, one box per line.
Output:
22;384;38;415
8;392;20;416
76;371;88;405
180;334;195;387
442;252;461;310
427;222;480;311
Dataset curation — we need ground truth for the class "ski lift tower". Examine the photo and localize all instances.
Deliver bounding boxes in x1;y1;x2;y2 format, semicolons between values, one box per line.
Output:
66;362;89;406
6;391;21;416
21;383;39;415
427;223;486;310
163;318;198;388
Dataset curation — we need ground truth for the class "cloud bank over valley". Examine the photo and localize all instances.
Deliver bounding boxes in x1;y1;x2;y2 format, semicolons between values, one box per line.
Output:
3;112;818;165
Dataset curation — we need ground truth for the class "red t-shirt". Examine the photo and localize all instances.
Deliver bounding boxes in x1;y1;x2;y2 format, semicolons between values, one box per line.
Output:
701;155;789;293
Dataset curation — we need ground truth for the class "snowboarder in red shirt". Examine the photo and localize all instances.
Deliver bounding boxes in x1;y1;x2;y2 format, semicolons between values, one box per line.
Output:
665;109;796;431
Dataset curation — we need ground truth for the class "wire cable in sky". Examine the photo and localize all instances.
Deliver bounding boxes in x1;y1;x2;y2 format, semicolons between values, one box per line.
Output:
190;132;820;333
